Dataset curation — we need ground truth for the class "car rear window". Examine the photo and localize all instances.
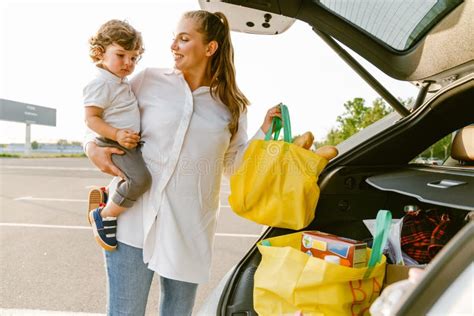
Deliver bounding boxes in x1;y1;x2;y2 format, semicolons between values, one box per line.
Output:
317;0;463;51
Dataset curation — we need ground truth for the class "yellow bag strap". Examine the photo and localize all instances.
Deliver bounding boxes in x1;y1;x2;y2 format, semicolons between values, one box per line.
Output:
364;210;392;278
264;103;292;143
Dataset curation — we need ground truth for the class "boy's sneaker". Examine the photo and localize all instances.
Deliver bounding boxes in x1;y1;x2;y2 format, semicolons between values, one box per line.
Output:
89;207;117;251
88;186;108;223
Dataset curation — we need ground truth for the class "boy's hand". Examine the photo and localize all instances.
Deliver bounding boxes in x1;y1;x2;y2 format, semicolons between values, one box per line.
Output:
116;129;140;149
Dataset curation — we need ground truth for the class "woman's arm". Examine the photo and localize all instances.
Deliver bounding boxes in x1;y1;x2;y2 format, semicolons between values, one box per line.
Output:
85;141;126;178
223;105;283;178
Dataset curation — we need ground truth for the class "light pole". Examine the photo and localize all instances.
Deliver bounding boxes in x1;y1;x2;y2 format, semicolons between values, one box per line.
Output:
25;123;32;155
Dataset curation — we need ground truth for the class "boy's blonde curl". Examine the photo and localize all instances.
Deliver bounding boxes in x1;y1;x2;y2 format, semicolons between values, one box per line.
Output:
89;19;144;63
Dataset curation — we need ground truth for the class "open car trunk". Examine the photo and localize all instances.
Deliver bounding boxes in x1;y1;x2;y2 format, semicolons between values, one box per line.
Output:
196;1;473;314
214;77;474;315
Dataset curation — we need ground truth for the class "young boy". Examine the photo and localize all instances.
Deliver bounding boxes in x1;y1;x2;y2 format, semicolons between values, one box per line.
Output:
84;19;151;251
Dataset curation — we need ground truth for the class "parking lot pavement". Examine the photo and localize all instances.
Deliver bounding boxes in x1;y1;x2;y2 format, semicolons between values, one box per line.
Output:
0;158;263;315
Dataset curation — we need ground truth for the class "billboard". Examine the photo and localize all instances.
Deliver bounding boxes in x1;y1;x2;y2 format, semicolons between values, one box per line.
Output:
0;98;56;126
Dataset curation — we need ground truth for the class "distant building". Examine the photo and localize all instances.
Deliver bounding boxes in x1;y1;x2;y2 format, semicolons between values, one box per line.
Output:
0;143;83;154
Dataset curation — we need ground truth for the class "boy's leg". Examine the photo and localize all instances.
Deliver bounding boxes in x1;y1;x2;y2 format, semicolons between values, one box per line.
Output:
87;138;122;250
159;276;198;316
94;142;150;217
88;138;150;250
109;146;151;209
105;242;154;316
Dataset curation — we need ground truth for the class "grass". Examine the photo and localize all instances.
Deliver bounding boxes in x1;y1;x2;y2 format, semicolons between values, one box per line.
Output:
0;153;22;158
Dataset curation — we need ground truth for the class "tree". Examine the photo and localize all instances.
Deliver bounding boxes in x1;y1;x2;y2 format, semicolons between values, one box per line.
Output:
31;141;39;150
57;139;68;152
417;134;453;160
57;139;69;146
320;97;397;146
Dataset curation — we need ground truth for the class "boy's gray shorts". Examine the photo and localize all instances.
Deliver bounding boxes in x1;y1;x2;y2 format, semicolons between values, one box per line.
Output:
96;137;151;208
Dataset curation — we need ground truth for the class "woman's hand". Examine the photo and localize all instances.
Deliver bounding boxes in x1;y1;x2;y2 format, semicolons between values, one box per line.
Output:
85;142;125;178
260;104;282;134
116;129;140;149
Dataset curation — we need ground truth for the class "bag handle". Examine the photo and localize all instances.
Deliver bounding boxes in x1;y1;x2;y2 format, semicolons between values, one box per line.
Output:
364;209;392;278
265;115;282;141
264;103;292;143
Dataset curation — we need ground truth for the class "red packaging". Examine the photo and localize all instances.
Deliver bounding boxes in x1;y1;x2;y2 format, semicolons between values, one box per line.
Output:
301;231;367;268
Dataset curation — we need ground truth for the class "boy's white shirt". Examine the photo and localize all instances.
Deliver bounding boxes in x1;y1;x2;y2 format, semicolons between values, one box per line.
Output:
83;66;140;137
85;67;264;283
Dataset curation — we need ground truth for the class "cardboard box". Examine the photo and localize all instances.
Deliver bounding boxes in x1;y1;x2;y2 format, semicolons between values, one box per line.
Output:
301;231;367;268
384;264;426;287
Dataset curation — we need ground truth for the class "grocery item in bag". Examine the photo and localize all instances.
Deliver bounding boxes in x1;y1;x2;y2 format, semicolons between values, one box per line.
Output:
254;210;392;316
301;231;367;268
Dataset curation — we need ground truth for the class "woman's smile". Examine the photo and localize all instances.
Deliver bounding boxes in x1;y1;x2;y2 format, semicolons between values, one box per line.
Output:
173;53;184;61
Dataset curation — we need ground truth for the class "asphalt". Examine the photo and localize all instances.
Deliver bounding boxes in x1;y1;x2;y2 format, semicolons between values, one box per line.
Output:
0;158;263;315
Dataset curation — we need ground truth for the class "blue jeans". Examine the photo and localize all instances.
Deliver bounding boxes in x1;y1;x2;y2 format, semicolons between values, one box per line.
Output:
105;242;198;316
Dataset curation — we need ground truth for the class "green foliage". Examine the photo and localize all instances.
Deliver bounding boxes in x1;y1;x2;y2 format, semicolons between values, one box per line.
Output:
320;97;410;146
57;139;69;146
416;134;453;161
0;153;21;158
31;141;39;150
318;96;453;163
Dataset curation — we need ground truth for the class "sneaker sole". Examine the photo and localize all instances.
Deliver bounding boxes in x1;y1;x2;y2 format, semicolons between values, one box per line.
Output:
89;211;117;252
88;188;105;224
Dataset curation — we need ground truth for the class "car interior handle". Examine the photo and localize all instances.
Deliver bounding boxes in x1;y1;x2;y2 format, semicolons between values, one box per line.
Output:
427;179;467;189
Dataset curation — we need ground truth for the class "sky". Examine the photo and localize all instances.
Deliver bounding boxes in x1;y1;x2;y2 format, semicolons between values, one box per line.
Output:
0;0;419;144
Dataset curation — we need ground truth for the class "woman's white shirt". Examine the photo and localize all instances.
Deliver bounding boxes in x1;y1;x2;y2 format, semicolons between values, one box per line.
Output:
108;67;264;283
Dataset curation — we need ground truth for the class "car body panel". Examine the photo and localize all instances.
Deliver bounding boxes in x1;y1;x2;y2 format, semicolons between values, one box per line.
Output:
200;0;473;84
196;1;474;315
395;221;474;315
199;0;297;34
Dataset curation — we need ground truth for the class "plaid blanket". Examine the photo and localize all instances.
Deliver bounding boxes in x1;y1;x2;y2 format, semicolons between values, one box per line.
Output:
400;208;462;264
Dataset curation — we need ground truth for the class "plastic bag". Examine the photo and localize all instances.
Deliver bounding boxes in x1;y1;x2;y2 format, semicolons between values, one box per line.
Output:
254;210;392;315
229;104;328;229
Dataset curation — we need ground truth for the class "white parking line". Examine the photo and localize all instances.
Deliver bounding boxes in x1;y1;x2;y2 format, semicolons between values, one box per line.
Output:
14;196;232;208
14;197;87;202
0;223;91;230
0;223;260;238
0;309;103;316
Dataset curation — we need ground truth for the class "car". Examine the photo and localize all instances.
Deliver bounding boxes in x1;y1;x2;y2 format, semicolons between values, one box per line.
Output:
426;157;445;165
196;1;473;315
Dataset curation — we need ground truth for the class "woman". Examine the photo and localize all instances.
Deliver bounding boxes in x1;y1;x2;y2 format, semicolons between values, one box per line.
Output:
86;10;280;315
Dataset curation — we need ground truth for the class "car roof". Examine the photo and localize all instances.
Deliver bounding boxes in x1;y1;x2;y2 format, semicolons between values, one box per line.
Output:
199;0;473;84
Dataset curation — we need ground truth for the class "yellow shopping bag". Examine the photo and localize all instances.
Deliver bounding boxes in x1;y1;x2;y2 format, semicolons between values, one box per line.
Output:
254;210;392;316
229;104;328;230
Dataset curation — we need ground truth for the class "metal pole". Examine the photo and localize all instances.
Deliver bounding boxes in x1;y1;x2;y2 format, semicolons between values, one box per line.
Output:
313;28;410;117
25;123;31;155
412;81;433;110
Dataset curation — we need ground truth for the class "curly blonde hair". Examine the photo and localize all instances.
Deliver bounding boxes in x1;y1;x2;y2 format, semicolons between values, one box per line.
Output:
89;19;144;63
